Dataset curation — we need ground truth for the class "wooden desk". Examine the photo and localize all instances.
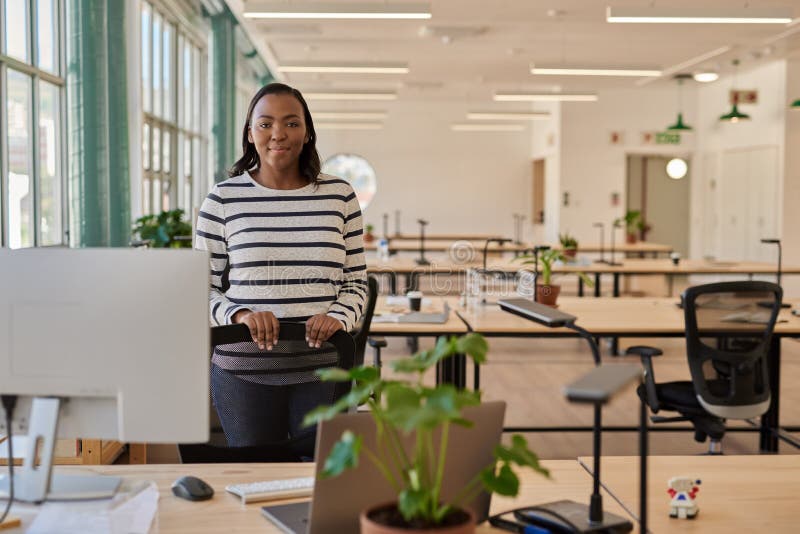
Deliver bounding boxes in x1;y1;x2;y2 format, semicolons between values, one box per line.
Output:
3;461;626;533
455;298;800;453
365;240;674;257
578;455;800;533
369;296;468;337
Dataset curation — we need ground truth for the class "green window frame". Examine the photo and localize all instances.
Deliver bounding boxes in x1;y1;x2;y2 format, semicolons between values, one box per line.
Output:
1;0;67;248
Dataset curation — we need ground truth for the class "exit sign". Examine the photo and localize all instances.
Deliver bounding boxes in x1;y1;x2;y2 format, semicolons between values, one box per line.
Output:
730;90;758;104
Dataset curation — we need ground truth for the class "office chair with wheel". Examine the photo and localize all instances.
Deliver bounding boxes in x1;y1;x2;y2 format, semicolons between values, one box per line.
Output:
627;281;781;454
178;322;355;463
351;276;380;367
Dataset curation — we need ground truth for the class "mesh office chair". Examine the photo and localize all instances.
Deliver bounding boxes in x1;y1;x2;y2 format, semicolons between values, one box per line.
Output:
351;276;381;367
178;322;355;463
627;281;781;454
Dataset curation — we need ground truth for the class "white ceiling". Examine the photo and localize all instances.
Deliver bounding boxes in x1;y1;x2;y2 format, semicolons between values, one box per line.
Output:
240;0;800;105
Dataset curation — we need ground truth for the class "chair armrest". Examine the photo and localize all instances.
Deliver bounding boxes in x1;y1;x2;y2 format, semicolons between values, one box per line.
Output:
368;336;387;349
625;345;663;412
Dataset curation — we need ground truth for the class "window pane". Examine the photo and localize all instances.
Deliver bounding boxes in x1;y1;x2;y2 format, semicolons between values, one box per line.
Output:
38;81;62;245
152;126;160;172
141;3;151;113
162;179;170;211
183;40;190;129
142;122;150;169
183;137;190;176
152;178;161;211
152;11;161;118
163;23;173;121
37;0;57;73
5;0;29;61
163;129;170;173
192;46;200;132
6;70;34;248
143;178;151;215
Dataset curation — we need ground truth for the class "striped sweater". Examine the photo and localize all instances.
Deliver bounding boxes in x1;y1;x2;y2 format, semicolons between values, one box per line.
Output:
195;172;367;334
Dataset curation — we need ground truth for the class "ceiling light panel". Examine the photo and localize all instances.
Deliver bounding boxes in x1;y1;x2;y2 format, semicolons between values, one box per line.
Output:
244;1;431;19
313;112;388;120
467;112;550;120
530;66;661;77
278;63;409;74
494;93;598;102
303;91;398;101
606;6;793;24
316;122;384;130
451;124;526;131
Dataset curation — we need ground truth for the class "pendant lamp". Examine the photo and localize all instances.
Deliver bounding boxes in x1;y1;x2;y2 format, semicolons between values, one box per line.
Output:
667;75;693;131
720;59;751;123
791;99;800;109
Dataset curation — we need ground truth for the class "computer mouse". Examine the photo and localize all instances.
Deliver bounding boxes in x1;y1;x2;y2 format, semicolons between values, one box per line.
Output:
171;475;214;501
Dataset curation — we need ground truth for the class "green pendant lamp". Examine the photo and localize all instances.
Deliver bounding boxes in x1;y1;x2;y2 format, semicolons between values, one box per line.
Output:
791;98;800;110
667;75;693;131
720;59;751;123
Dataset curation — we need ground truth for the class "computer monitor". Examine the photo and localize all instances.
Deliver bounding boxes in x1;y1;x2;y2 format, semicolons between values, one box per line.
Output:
0;248;210;502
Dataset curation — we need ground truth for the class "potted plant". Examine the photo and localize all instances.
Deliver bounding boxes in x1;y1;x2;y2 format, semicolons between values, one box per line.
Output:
518;249;593;307
364;224;376;243
615;210;645;244
303;333;550;533
558;232;578;260
131;209;193;248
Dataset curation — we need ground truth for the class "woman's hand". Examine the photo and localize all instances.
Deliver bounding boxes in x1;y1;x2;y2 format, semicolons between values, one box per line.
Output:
233;310;280;350
306;315;344;348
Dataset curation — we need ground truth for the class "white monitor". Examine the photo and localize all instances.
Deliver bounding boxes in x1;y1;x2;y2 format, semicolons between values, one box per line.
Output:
0;248;210;502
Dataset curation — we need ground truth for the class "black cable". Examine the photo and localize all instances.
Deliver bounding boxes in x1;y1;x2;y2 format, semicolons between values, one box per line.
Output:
1;395;17;525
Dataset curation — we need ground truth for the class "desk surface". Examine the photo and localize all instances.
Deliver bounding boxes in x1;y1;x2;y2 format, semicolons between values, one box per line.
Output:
366;241;674;254
578;455;800;533
457;297;800;336
369;296;467;335
6;460;622;533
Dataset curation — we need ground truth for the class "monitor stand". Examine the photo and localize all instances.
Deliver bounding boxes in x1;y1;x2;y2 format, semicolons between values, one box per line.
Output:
0;397;121;503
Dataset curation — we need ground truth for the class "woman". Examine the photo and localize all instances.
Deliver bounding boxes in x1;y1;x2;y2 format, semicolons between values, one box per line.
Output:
195;83;367;447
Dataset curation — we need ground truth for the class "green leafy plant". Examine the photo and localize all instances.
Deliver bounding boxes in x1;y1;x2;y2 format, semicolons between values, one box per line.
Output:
518;249;593;287
559;233;578;250
365;224;375;234
131;209;192;248
615;210;645;235
303;333;549;527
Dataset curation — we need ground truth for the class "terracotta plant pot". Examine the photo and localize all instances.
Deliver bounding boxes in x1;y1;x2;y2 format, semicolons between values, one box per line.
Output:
360;503;475;534
626;233;637;244
536;284;561;307
364;233;375;243
563;248;577;260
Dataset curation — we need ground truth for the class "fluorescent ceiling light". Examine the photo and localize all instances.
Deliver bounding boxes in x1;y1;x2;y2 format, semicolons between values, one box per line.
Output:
693;71;719;83
467;112;550;120
313;111;388;120
451;123;525;132
531;66;661;77
606;6;792;24
244;1;431;20
303;91;398;101
494;92;598;102
316;122;384;130
278;63;409;74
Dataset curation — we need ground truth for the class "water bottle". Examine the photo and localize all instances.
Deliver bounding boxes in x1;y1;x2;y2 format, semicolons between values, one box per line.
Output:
378;238;390;262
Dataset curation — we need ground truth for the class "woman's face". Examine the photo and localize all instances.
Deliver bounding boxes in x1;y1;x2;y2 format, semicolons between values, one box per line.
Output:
248;93;309;174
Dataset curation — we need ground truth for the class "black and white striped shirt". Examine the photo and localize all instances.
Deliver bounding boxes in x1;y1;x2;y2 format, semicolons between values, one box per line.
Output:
195;172;367;333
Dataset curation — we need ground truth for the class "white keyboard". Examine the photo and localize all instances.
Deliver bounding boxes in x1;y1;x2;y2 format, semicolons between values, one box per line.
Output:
225;476;315;504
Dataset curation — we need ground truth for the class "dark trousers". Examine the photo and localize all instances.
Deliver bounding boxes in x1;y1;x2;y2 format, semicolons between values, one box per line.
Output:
211;364;335;451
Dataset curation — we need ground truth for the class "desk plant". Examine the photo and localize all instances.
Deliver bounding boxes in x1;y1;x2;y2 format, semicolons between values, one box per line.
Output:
559;232;579;260
303;333;549;533
364;223;376;243
616;210;645;244
519;249;593;306
131;209;192;248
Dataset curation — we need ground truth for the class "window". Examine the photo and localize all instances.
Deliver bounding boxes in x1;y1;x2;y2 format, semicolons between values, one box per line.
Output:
1;0;66;248
322;154;377;211
140;0;207;216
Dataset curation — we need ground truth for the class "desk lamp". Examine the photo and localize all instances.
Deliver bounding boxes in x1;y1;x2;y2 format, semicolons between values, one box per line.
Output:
593;222;606;263
415;219;430;266
608;219;622;266
760;238;790;308
497;299;646;534
512;213;525;245
528;245;551;302
394;210;401;236
382;213;389;239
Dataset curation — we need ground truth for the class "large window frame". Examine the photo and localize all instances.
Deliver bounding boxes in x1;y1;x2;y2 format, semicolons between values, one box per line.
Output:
140;0;208;216
1;0;68;248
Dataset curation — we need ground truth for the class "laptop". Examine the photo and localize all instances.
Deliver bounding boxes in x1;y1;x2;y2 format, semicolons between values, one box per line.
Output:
262;401;506;534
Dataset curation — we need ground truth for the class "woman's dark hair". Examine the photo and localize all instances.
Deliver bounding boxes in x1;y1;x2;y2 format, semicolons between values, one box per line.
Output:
228;82;321;184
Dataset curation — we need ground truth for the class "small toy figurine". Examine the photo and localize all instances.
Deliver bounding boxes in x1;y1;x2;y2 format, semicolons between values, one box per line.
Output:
667;477;701;519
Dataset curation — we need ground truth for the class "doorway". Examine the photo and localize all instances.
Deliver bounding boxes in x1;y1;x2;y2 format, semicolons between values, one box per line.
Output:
532;159;545;225
626;154;690;257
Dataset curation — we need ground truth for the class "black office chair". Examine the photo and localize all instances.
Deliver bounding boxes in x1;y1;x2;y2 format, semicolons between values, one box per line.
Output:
178;322;355;463
351;276;381;367
627;281;781;454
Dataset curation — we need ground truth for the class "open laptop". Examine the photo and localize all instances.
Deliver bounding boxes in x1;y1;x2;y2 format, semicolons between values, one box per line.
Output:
262;401;506;533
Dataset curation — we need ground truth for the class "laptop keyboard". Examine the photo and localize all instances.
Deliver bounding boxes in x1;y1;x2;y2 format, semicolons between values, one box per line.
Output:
226;477;314;504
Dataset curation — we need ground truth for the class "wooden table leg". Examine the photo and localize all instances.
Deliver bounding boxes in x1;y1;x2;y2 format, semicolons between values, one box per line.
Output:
129;443;147;464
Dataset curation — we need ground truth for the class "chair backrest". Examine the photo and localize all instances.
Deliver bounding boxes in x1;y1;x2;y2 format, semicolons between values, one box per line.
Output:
178;322;355;463
682;280;782;420
351;275;379;367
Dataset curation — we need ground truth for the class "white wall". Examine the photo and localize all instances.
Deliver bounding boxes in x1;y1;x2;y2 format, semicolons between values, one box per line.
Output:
557;86;696;246
782;59;800;297
315;99;531;237
530;102;561;243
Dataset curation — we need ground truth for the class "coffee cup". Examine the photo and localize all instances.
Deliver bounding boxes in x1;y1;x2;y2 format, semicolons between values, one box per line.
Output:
670;252;681;266
407;290;423;311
